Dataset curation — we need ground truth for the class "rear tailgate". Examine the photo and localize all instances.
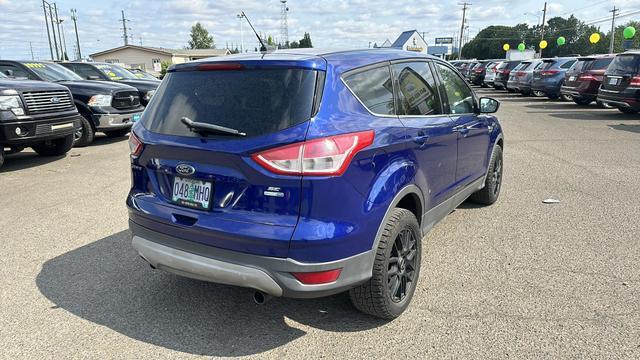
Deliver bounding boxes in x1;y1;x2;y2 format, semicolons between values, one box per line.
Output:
602;54;640;91
129;59;326;257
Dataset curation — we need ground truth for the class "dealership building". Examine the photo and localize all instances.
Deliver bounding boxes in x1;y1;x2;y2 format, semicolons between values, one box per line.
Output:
89;45;230;75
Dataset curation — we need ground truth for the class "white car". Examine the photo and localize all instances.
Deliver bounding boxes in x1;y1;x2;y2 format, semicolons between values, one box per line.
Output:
483;61;502;86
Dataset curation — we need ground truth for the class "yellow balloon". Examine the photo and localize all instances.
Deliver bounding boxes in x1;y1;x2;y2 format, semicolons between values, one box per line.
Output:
539;40;548;49
503;44;510;51
590;33;601;44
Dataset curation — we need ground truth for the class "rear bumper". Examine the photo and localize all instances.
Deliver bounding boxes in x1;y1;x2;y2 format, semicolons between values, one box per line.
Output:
597;89;640;110
129;220;374;298
561;85;596;100
532;83;561;96
0;113;81;145
93;111;141;130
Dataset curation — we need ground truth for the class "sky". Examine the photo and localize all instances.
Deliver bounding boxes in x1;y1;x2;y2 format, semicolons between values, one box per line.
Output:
1;0;640;60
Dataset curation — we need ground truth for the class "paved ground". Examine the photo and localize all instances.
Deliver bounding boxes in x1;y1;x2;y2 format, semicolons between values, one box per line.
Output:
1;89;639;359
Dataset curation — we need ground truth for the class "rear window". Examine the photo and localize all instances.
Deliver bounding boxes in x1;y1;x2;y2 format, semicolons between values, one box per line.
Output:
520;63;532;70
542;61;557;70
560;60;576;69
591;57;613;70
142;69;318;138
570;60;592;73
607;54;640;74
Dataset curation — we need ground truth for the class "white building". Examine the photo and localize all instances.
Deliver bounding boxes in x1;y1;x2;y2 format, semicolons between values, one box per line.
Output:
89;45;230;75
390;30;429;53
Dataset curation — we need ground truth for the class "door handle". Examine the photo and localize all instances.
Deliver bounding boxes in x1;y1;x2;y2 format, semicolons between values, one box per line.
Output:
453;125;470;137
413;131;430;149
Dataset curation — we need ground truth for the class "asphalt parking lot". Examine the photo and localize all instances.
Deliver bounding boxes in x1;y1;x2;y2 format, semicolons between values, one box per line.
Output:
1;88;639;359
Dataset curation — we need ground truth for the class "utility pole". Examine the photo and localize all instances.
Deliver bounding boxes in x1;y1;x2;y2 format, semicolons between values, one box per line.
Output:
71;9;81;60
53;3;64;60
237;13;245;53
48;3;59;60
42;0;54;60
609;7;619;54
458;2;470;59
60;22;68;60
121;10;130;46
539;2;547;57
280;0;289;47
29;42;35;60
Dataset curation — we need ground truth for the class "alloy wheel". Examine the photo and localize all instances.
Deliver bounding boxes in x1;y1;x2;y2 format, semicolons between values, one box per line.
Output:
492;157;502;195
387;228;417;303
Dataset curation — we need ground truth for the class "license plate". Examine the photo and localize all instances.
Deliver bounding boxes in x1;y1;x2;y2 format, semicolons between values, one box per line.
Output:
569;76;576;81
609;77;620;85
172;177;212;210
132;113;141;122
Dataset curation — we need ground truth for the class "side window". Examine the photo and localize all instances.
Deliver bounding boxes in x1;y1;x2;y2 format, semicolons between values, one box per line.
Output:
343;65;394;115
73;64;103;79
0;64;31;79
391;61;441;116
435;63;475;114
561;60;576;69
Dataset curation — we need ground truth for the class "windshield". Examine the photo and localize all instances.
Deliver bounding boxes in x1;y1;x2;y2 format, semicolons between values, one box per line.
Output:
24;62;83;81
143;68;318;138
606;54;640;74
130;70;157;81
95;63;137;80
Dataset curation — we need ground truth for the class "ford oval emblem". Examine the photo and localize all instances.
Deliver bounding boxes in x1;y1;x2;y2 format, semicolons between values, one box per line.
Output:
176;163;195;176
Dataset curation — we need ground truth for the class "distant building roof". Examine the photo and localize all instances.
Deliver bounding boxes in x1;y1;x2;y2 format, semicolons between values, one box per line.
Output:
379;39;392;48
90;45;230;58
391;30;426;48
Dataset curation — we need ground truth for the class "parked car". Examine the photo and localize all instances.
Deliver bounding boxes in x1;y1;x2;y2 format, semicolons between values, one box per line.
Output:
60;62;159;106
127;49;504;319
597;51;640;114
483;61;502;87
127;68;160;81
465;61;480;81
493;60;522;90
0;72;80;168
0;60;145;146
561;55;615;107
506;62;526;93
513;59;545;96
531;57;577;100
469;60;492;86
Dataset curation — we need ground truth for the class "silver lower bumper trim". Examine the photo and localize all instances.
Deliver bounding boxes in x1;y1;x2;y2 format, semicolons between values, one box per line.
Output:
132;236;284;296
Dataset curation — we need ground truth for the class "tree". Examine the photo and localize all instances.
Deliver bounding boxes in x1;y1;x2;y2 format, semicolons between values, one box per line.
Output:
188;22;214;49
289;41;299;48
299;32;313;48
267;35;275;46
159;60;171;78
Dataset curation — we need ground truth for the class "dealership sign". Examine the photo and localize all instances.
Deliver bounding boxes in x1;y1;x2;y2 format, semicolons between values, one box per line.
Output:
435;37;454;45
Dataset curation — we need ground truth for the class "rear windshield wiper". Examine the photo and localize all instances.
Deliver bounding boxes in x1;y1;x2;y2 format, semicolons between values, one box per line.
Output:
180;117;246;137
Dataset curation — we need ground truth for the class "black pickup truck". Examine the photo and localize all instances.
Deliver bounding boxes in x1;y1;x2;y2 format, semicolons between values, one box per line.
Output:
0;72;81;168
60;62;160;106
0;61;145;146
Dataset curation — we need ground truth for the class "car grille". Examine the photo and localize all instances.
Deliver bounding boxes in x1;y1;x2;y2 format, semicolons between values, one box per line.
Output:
22;90;74;114
112;91;141;110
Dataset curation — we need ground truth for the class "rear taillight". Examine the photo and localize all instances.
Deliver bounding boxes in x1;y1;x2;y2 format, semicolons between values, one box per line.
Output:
500;69;511;75
129;131;143;157
540;70;559;76
578;74;597;81
291;269;342;284
252;130;375;176
474;69;483;73
630;76;640;87
516;71;526;76
197;63;244;71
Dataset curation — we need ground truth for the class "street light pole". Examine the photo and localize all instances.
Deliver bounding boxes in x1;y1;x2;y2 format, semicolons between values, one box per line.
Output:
237;13;245;53
42;0;54;60
47;2;59;60
71;9;81;60
54;3;64;60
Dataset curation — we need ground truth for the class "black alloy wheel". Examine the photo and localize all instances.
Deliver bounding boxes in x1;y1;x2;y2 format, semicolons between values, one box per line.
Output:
388;228;418;303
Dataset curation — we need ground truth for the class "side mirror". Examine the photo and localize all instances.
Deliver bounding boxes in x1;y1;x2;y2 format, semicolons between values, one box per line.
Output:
479;97;500;114
87;75;101;80
3;69;14;77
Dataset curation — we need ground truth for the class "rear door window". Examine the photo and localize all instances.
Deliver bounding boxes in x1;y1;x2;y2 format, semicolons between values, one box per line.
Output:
607;54;640;74
344;65;395;115
435;63;475;114
591;58;613;70
391;61;442;116
143;68;319;138
71;64;105;80
0;64;32;79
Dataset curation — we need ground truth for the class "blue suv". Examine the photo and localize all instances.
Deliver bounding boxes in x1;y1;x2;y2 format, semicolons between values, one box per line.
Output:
531;57;577;100
127;49;504;319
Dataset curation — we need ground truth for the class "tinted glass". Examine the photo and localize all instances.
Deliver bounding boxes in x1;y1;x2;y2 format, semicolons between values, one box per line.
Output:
569;60;592;73
143;69;318;138
606;54;640;74
520;63;532;70
591;58;613;70
436;63;474;114
542;61;556;70
95;64;137;80
70;64;104;79
344;66;394;115
23;62;83;81
0;64;30;78
560;60;576;69
392;62;441;116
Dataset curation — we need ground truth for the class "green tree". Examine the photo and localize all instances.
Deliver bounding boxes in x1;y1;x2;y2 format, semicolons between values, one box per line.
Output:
188;22;215;49
299;32;313;48
159;60;171;78
267;35;275;46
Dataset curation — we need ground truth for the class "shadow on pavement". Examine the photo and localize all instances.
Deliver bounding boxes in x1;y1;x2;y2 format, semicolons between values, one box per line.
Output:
609;124;640;134
0;151;66;173
36;230;386;356
546;111;638;121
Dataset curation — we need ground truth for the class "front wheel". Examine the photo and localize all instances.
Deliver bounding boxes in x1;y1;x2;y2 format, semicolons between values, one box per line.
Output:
74;114;95;147
597;101;613;109
32;134;74;156
349;208;421;320
469;145;503;205
532;90;545;97
561;94;573;101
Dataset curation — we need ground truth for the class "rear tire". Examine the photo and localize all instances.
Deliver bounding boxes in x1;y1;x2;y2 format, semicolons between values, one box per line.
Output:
532;90;545;97
349;208;421;320
0;147;4;169
469;145;503;205
561;94;573;101
104;128;130;138
618;107;638;114
32;134;74;156
597;101;614;109
74;114;95;147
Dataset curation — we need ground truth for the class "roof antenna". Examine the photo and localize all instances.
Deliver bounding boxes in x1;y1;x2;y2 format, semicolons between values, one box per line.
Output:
241;11;267;52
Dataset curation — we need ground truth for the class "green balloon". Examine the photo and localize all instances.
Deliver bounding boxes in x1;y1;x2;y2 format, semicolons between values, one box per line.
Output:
623;26;636;39
557;36;566;46
518;43;526;52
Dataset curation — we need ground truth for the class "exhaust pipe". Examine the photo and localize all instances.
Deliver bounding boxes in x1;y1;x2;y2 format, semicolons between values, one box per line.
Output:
253;291;272;305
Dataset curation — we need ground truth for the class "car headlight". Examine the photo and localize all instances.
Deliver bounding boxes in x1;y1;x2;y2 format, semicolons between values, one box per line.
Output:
0;95;25;116
88;94;113;107
144;90;156;101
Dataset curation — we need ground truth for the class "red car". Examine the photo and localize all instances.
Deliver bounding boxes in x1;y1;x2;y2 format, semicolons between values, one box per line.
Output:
561;55;615;107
